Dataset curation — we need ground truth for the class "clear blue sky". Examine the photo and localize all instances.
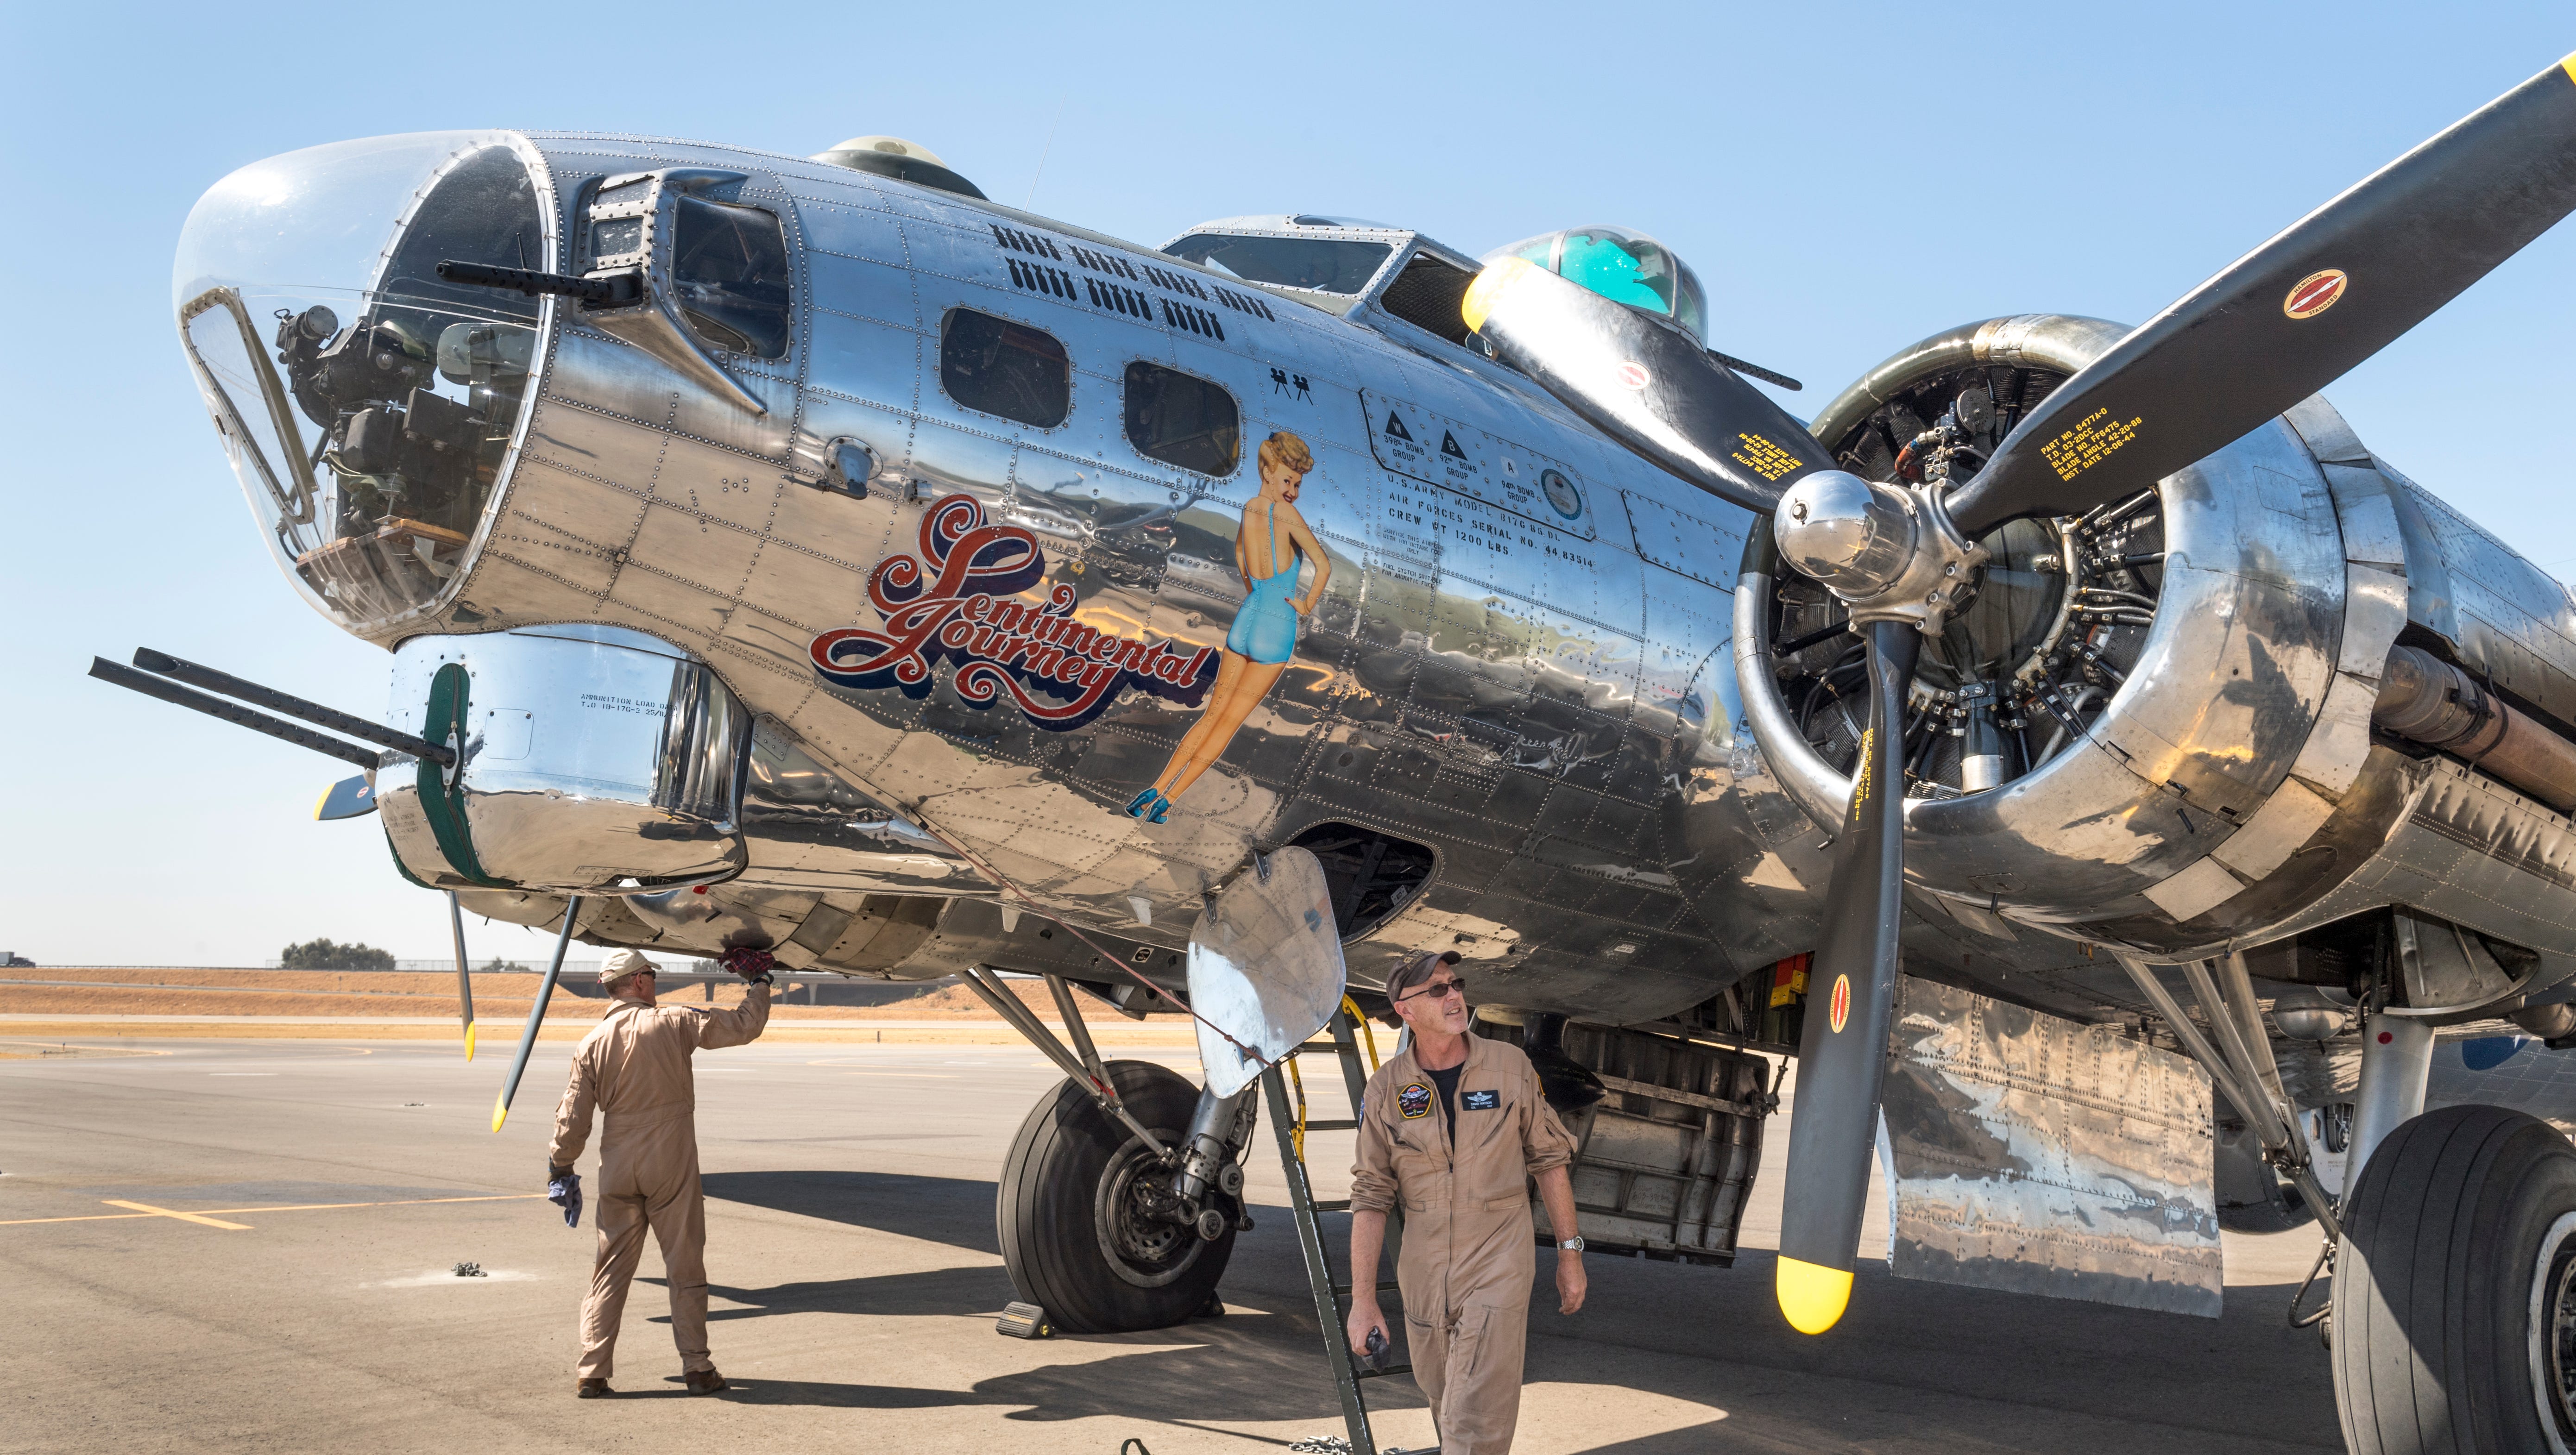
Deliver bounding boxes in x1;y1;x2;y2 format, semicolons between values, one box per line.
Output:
5;2;2572;966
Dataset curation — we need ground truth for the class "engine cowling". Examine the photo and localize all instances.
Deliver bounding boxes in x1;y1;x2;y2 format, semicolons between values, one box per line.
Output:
1739;314;2396;953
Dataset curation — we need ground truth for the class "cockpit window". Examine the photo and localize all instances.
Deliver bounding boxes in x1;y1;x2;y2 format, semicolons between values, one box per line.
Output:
940;308;1069;428
1124;362;1238;477
671;196;792;358
1163;233;1391;295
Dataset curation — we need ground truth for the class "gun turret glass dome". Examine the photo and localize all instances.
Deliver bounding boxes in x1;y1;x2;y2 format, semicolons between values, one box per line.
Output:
1487;226;1707;344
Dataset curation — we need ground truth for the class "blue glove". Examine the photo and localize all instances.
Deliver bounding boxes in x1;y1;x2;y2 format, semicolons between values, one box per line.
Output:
547;1163;582;1228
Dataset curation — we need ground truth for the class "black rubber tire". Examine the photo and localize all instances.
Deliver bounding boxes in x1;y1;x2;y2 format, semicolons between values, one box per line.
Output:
2332;1104;2576;1455
996;1060;1235;1334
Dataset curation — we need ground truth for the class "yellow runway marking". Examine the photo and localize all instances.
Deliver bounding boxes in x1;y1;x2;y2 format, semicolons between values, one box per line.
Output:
98;1200;255;1229
1;1192;545;1229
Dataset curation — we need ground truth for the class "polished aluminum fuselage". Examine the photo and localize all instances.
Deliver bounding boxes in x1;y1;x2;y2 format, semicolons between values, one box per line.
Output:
372;132;1786;1022
277;133;2576;1030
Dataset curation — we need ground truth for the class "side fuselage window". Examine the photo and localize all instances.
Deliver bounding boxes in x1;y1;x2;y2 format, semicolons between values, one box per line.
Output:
671;195;792;359
1124;362;1238;477
940;307;1071;428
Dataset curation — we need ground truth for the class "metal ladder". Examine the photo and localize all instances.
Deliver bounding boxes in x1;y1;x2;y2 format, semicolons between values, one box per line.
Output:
1260;1002;1409;1455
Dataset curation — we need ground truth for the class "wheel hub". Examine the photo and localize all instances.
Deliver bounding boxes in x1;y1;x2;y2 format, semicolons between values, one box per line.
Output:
1094;1136;1203;1289
2531;1210;2576;1448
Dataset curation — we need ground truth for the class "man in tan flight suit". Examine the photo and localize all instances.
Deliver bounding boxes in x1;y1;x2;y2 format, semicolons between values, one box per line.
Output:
548;947;771;1397
1348;950;1586;1455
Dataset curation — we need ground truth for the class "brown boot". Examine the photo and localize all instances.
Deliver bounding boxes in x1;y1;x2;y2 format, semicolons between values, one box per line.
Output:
575;1379;611;1399
683;1368;727;1396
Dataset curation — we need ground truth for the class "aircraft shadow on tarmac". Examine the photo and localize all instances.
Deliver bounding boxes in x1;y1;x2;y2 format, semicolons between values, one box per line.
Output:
682;1309;1413;1427
702;1168;999;1254
688;1169;1425;1428
699;1265;1017;1321
688;1169;2334;1448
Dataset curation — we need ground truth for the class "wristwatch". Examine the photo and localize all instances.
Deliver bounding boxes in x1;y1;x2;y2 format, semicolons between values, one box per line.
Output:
1558;1235;1585;1252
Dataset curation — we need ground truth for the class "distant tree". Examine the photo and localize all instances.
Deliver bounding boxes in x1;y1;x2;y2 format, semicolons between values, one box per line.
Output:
279;938;395;971
479;956;514;974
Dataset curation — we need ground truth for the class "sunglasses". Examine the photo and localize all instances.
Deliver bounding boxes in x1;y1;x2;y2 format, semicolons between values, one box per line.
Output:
1398;975;1468;1003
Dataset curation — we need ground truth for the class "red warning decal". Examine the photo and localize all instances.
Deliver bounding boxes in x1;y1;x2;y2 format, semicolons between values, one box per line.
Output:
1612;361;1651;390
1828;973;1852;1034
2283;269;2348;320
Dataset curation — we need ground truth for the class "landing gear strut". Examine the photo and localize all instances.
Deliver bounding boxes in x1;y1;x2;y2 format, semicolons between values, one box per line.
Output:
999;1060;1241;1332
971;965;1253;1333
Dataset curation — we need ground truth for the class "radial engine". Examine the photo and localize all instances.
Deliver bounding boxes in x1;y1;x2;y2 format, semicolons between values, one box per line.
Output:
1742;313;2576;969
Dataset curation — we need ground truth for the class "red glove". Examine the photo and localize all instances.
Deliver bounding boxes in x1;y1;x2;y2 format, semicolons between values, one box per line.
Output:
718;946;776;985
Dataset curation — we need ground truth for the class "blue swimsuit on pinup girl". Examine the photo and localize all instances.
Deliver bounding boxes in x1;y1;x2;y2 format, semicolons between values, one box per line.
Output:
1128;502;1301;823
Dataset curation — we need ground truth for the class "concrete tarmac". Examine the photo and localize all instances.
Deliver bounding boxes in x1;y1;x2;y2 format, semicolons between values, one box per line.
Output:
3;1035;2341;1454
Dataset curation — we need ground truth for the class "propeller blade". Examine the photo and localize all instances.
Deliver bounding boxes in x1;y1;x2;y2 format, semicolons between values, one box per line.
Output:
1948;54;2576;536
1775;620;1919;1335
491;896;581;1131
313;774;377;821
448;891;476;1062
1462;258;1832;514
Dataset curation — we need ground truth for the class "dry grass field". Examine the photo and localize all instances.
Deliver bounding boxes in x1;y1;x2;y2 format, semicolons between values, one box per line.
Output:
0;969;1197;1044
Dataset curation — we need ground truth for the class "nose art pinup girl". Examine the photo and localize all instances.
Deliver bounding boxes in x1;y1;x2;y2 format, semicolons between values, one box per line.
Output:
1129;431;1330;823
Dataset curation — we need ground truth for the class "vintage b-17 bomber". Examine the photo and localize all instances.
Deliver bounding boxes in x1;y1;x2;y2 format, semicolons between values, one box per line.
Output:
102;50;2576;1451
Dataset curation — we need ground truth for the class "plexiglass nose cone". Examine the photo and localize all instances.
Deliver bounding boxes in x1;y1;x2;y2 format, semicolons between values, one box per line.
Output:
173;132;552;633
1774;470;1917;595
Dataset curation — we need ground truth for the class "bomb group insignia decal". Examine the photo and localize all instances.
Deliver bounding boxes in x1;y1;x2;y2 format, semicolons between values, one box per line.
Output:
808;494;1217;731
2284;269;2348;320
1398;1081;1433;1119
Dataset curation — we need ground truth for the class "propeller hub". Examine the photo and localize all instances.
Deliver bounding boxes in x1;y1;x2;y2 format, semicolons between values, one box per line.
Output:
1775;470;1917;590
1772;471;1987;632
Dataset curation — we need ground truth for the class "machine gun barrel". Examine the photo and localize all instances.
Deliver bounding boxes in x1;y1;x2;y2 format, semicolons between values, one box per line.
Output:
1707;348;1802;393
435;260;640;306
89;658;383;771
131;647;453;766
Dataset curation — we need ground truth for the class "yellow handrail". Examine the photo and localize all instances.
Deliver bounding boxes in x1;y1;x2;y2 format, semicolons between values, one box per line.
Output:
1343;996;1380;1070
1289;1000;1383;1165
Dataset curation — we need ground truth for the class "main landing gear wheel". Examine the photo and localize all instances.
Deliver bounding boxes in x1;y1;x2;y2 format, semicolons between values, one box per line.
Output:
2332;1104;2576;1454
998;1059;1236;1333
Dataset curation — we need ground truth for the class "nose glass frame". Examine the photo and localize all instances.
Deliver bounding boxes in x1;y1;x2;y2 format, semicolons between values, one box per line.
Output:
173;132;560;634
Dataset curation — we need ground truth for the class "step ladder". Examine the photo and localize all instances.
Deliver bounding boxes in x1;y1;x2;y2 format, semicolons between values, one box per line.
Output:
1260;1001;1410;1455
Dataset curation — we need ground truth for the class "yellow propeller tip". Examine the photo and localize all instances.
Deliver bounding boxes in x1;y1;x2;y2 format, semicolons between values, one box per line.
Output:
1461;257;1532;335
1775;1256;1853;1335
464;1022;476;1062
491;1092;510;1134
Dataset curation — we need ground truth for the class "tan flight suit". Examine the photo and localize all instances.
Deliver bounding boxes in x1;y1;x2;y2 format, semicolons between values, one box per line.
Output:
1352;1034;1579;1455
548;985;770;1379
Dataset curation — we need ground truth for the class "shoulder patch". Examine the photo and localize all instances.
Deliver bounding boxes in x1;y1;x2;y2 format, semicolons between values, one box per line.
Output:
1398;1081;1433;1120
1462;1089;1501;1111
